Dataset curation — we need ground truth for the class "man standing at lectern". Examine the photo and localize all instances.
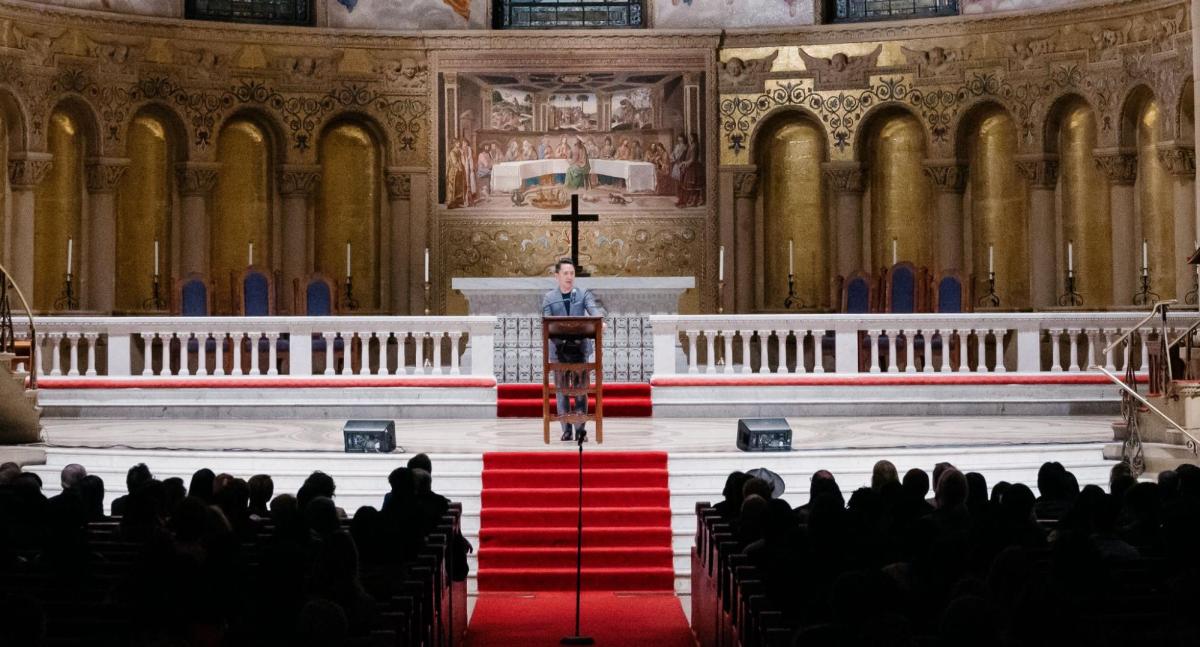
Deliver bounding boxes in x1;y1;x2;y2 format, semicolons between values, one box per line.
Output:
542;258;605;442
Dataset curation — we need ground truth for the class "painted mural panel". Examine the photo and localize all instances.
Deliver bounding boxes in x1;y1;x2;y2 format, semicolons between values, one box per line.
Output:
961;0;1093;14
328;0;484;29
439;70;706;213
654;0;814;29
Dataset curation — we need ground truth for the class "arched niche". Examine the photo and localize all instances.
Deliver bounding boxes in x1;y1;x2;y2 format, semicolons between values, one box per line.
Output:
33;103;95;310
1124;88;1175;299
212;116;274;314
755;111;827;310
862;108;932;272
316;120;383;312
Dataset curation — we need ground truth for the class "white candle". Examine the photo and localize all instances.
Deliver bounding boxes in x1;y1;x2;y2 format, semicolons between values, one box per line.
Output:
66;238;73;275
248;242;254;267
1142;239;1149;276
1067;240;1073;272
988;244;994;274
424;248;430;283
718;246;724;282
346;242;352;278
892;238;897;266
788;239;794;276
154;240;160;277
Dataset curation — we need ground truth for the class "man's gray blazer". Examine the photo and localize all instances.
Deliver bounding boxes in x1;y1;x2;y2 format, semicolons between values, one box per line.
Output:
541;287;605;362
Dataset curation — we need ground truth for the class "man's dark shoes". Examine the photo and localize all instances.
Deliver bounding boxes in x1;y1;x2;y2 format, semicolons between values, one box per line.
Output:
561;428;573;441
576;429;588;443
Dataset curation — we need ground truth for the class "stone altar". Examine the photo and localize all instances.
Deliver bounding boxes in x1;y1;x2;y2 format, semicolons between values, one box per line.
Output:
452;277;694;383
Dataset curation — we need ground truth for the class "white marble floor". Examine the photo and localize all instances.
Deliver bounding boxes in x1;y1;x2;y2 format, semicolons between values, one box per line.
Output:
31;415;1115;454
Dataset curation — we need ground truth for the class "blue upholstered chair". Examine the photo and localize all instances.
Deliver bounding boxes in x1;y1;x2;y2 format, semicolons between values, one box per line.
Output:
840;271;875;314
886;262;919;314
294;274;344;373
240;268;275;317
932;272;969;313
175;274;212;317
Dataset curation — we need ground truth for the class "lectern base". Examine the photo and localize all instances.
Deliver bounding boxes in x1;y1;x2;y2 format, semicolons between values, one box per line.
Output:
561;636;595;645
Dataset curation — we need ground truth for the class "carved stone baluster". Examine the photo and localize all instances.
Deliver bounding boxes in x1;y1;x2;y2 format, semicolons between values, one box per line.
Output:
214;333;226;376
1122;331;1133;372
267;332;279;376
758;330;771;374
248;333;262;376
813;330;825;374
1067;329;1080;372
1049;329;1062;372
685;330;698;374
958;329;971;372
1087;330;1101;371
740;330;753;374
795;330;808;374
867;330;881;373
232;333;244;376
140;332;154;376
1139;329;1149;372
977;329;989;373
886;330;898;373
174;333;187;376
414;333;425;376
722;330;735;374
66;333;81;377
449;332;462;375
432;332;445;375
1103;330;1117;372
904;329;917;373
84;332;99;377
704;330;717;374
323;332;336;376
49;333;64;377
994;330;1007;373
939;330;951;373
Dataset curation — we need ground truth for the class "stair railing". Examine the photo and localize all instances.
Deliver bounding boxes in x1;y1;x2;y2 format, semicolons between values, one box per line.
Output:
0;263;36;389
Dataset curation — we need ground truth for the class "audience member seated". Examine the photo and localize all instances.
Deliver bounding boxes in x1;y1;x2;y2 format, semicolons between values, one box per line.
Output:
110;462;153;517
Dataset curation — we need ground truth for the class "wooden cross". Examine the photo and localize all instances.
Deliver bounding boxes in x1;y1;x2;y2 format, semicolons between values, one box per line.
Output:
551;194;598;277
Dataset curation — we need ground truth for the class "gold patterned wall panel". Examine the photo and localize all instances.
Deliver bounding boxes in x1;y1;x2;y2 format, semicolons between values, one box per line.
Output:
437;216;705;315
967;108;1029;307
316;122;380;311
33;110;83;311
211;118;271;314
115;114;171;312
1137;98;1176;298
1059;101;1112;306
0;114;6;262
759;117;826;308
867;112;932;270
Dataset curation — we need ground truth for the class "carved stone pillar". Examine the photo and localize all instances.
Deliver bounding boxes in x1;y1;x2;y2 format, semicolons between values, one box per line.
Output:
1016;156;1059;308
732;169;758;313
6;153;53;297
922;161;967;274
822;163;865;279
279;165;320;313
84;157;130;313
175;162;220;280
1095;150;1138;306
408;173;429;314
1159;144;1197;299
385;169;412;315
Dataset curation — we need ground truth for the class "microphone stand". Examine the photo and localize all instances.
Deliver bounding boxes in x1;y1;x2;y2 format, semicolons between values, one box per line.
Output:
562;380;593;645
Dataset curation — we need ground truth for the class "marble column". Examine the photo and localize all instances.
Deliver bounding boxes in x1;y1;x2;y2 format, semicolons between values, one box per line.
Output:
922;161;967;274
1158;144;1197;299
278;165;320;313
175;162;220;280
6;153;53;298
84;157;130;313
1095;150;1138;306
1016;156;1059;308
732;169;757;313
409;173;429;314
822;162;866;278
385;169;412;315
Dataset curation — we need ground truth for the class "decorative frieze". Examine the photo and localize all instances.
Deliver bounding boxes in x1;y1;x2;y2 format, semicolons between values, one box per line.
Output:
7;154;53;189
85;158;131;194
1157;145;1196;178
1015;157;1060;189
278;165;321;197
1093;151;1138;186
175;162;220;197
821;164;865;194
922;163;968;193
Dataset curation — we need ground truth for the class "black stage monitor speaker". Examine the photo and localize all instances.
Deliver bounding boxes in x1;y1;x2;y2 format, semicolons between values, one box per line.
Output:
736;418;792;452
343;419;397;453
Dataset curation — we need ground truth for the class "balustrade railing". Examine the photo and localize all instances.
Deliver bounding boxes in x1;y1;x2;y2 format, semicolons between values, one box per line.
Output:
651;312;1192;377
22;316;495;380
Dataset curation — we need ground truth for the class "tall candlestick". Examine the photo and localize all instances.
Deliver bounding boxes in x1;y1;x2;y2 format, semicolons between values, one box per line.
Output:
346;242;352;277
988;244;994;274
424;248;430;283
788;239;794;276
248;242;254;267
718;246;724;282
891;238;897;266
66;237;73;274
1067;240;1073;272
154;239;160;277
1142;239;1149;276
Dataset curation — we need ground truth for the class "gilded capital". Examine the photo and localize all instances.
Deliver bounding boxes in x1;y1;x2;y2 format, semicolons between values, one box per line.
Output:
922;163;967;194
1157;146;1196;178
821;164;864;194
733;171;758;198
1015;157;1059;189
85;158;131;194
8;153;53;189
1093;151;1138;186
175;162;220;197
279;165;321;197
385;170;411;200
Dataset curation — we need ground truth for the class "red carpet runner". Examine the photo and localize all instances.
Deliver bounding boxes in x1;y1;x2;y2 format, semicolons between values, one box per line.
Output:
476;451;674;591
466;592;693;647
496;383;652;418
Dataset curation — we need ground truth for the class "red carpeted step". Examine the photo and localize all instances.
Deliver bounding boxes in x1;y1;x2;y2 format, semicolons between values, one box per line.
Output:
498;383;651;398
484;451;667;469
476;567;676;592
481;507;670;528
478;546;673;569
482;487;670;508
479;526;673;549
483;468;667;489
467;592;694;647
496;382;652;418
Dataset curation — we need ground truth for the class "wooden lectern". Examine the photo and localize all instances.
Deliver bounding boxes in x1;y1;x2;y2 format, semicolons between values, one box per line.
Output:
542;316;604;444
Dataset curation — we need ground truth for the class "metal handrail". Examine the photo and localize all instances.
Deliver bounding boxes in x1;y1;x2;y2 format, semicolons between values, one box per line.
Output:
0;263;36;389
1094;365;1199;456
1103;299;1177;355
1167;316;1200;349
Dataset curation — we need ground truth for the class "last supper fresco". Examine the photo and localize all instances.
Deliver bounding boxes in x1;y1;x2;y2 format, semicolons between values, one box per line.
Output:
438;70;706;211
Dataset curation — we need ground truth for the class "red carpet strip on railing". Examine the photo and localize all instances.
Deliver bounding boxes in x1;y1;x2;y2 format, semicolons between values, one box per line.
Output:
496;382;652;417
476;451;674;592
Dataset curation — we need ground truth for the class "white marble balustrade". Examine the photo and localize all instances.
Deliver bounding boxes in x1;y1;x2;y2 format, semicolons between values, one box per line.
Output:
651;312;1193;377
24;316;496;379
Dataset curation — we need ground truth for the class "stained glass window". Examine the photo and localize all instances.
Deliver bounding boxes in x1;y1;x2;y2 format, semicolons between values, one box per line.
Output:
493;0;644;29
827;0;958;23
186;0;313;26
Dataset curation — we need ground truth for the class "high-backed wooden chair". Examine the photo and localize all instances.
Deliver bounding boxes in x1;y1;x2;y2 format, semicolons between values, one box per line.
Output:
294;273;345;373
932;271;971;313
173;273;213;316
840;271;876;314
885;262;920;313
237;266;276;316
